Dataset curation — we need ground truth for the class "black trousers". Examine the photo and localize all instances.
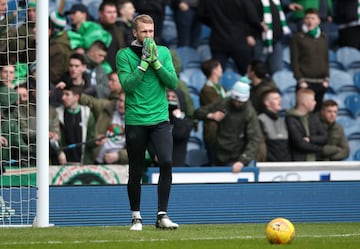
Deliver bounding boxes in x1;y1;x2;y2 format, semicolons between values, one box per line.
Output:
126;121;173;213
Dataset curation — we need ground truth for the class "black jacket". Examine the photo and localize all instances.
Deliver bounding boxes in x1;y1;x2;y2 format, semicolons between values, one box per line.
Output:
285;110;328;161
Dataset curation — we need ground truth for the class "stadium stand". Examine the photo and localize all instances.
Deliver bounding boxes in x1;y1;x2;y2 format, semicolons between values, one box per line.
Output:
336;46;360;70
344;94;360;117
175;46;202;70
329;68;356;93
184;149;209;166
272;69;296;94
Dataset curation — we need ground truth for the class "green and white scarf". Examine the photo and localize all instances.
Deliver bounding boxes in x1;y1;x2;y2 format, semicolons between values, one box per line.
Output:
205;80;226;98
262;0;291;53
302;24;321;39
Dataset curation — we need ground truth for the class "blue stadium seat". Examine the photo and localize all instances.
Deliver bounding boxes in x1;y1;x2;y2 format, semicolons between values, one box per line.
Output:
282;46;291;69
336;46;360;69
199;25;211;45
344;94;360;118
346;139;360;161
186;136;204;151
354;71;360;92
272;69;296;94
329;68;355;93
87;0;101;21
161;19;178;48
347;61;360;78
175;46;202;70
188;70;206;94
190;92;200;109
281;92;296;110
220;71;241;91
336;115;360;138
354;150;360;161
184;149;209;166
197;44;212;61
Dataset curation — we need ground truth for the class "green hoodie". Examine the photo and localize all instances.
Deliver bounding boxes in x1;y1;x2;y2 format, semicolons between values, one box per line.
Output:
116;45;178;125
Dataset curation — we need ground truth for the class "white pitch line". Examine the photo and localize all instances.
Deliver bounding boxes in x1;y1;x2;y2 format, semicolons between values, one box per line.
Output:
0;233;359;246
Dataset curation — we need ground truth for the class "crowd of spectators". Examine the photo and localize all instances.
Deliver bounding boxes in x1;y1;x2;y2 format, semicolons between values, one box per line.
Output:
0;0;359;172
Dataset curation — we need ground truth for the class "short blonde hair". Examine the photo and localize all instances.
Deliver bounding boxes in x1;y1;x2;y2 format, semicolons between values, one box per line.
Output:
296;88;315;106
133;14;154;30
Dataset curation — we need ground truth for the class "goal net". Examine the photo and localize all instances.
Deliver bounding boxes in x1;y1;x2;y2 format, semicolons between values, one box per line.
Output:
0;0;48;227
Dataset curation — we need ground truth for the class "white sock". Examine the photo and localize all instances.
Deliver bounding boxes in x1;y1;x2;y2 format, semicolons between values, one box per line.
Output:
132;211;141;219
157;211;166;216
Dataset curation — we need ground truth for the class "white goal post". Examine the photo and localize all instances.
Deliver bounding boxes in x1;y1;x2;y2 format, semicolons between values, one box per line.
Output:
34;0;50;227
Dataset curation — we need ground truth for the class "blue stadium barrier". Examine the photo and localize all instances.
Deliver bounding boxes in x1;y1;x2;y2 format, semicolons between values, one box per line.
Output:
48;181;360;226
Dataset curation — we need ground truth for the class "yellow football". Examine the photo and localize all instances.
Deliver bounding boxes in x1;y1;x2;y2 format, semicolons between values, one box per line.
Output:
265;217;296;244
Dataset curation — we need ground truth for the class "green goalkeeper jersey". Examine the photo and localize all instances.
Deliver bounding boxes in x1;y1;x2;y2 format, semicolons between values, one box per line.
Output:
116;45;178;125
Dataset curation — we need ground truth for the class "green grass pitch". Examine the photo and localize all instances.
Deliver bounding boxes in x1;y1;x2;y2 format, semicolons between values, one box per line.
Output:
1;223;359;249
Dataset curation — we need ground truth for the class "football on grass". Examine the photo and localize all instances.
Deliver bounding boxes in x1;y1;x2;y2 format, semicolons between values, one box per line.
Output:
265;217;295;244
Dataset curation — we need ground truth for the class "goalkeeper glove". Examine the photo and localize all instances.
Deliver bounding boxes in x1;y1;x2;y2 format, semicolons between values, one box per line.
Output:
138;38;152;72
149;39;162;70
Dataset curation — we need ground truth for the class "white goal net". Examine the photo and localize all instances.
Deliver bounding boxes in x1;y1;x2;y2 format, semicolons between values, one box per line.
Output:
0;0;48;227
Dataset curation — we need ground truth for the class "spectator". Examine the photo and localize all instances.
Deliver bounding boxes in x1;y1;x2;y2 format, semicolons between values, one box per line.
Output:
0;64;15;89
285;88;327;161
290;8;329;112
98;1;126;71
132;0;167;43
84;40;111;99
289;0;337;48
258;88;291;161
199;59;226;165
198;0;263;74
116;14;179;230
56;53;97;97
0;65;18;117
56;85;96;165
17;0;36;63
194;81;261;172
320;99;350;161
108;71;122;93
248;60;277;114
0;0;23;65
0;72;24;169
252;0;302;74
49;11;72;84
167;89;193;166
79;90;128;165
170;0;201;48
65;3;89;32
116;0;136;46
334;0;360;49
0;109;28;170
16;73;59;167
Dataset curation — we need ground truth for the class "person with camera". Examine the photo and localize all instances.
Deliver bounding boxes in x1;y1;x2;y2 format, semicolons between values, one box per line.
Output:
116;14;178;231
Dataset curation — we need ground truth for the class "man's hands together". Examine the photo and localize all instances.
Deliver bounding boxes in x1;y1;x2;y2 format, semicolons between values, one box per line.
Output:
138;38;162;72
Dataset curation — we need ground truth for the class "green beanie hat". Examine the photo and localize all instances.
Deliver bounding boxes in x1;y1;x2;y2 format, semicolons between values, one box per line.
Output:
28;1;36;8
49;11;67;30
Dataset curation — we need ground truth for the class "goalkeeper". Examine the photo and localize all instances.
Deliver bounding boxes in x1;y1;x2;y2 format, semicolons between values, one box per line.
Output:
116;14;178;231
